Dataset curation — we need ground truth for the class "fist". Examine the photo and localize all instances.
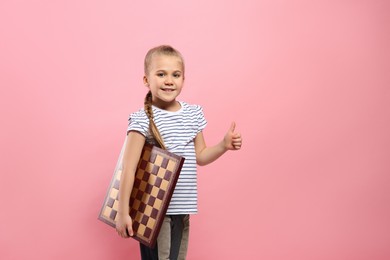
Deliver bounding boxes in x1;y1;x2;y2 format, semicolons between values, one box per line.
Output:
224;122;242;150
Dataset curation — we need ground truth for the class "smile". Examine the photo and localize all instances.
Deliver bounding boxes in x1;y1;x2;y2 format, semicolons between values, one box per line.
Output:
161;88;175;92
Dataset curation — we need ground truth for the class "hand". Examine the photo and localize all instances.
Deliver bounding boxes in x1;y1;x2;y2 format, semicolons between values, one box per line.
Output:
115;214;134;238
223;122;242;150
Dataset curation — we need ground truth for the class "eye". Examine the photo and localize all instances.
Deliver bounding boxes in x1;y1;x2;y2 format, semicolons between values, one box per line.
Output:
157;72;165;77
173;73;181;78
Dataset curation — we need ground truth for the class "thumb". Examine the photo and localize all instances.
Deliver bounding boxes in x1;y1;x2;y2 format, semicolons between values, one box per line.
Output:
127;226;134;237
229;122;236;133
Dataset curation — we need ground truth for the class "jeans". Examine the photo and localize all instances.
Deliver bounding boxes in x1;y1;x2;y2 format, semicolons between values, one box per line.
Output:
140;214;190;260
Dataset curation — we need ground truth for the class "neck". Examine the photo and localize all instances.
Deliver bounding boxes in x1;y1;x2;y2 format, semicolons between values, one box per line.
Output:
153;100;181;112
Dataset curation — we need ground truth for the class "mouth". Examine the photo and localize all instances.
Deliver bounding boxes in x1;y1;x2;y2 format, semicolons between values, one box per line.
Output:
161;88;175;92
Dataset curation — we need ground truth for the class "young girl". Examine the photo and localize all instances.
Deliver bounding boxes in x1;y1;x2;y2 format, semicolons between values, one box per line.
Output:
116;45;242;260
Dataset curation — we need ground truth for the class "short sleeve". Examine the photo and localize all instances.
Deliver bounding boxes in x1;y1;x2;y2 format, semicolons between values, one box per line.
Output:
127;110;149;137
195;105;207;133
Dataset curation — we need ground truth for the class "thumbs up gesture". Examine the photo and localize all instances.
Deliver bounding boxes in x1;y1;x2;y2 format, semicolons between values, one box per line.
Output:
224;122;242;150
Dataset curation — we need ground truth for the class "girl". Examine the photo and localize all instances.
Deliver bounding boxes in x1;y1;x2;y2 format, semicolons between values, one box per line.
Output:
116;45;242;260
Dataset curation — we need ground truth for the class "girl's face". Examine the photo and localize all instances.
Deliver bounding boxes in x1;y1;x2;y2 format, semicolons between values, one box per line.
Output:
144;54;184;111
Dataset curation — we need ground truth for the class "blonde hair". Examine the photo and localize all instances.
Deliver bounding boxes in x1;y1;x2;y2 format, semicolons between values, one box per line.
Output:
144;45;185;75
143;45;185;150
144;91;166;149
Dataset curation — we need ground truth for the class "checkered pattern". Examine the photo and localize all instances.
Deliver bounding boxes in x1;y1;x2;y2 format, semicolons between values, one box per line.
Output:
98;143;184;248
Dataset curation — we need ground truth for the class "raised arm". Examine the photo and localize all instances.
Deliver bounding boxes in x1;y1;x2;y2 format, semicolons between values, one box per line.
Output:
195;122;242;166
116;131;145;238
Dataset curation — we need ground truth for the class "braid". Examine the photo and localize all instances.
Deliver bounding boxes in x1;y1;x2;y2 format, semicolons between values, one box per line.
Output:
144;91;166;149
143;45;183;150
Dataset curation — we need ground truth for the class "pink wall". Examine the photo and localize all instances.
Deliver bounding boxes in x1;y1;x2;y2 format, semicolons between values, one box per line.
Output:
1;0;389;259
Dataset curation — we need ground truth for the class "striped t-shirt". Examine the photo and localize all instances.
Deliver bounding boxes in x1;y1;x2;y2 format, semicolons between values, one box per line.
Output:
127;101;207;215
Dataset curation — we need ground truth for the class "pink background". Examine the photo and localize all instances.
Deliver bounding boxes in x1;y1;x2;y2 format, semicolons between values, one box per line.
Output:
1;0;389;259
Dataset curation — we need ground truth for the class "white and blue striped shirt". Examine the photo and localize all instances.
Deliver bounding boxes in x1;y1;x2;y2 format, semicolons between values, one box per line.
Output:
127;101;207;215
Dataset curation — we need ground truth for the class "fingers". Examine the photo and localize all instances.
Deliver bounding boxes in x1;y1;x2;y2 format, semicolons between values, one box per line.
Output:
116;228;128;238
232;133;242;150
223;121;242;150
116;226;134;238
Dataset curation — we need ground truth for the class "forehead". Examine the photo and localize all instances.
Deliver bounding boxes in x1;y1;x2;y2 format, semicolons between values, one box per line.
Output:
149;54;183;71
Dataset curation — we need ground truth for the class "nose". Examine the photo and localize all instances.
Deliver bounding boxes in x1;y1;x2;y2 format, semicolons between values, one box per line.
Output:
164;75;173;85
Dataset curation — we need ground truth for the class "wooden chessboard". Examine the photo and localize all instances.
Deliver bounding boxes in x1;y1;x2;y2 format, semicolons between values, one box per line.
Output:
98;139;185;248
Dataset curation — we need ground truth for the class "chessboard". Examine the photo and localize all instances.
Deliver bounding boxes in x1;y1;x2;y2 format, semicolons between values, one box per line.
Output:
98;139;185;248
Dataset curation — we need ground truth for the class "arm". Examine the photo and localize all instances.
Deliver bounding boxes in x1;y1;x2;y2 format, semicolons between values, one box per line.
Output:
115;131;145;238
195;122;242;166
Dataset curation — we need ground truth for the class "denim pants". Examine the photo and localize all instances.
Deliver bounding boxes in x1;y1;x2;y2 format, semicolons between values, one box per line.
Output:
140;215;190;260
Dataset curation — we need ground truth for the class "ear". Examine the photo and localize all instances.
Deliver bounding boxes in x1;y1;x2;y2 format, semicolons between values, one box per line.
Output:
143;76;149;87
